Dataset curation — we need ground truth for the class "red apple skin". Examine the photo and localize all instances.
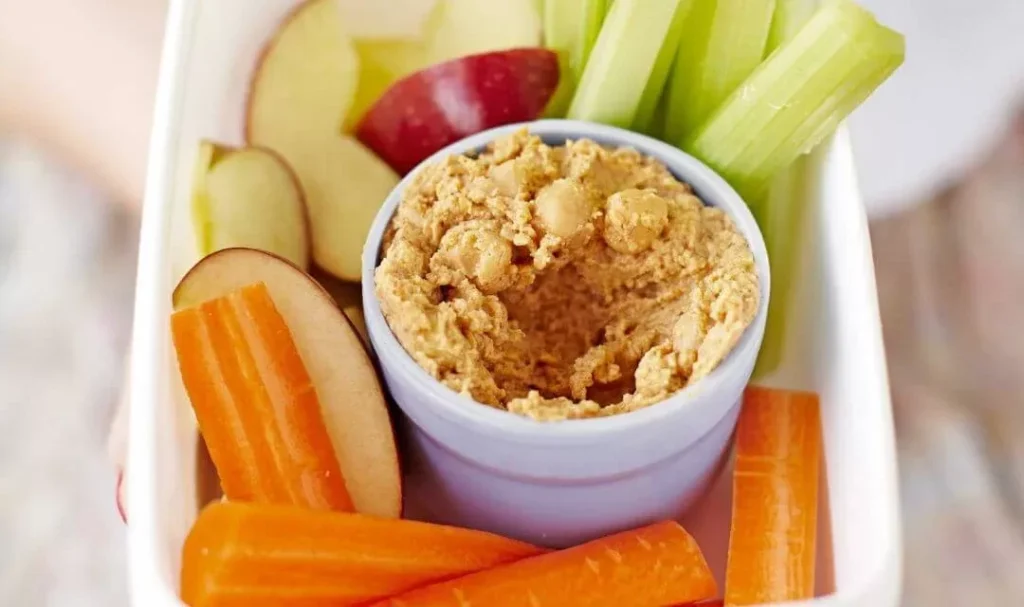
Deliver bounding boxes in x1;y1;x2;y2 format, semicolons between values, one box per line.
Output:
355;48;560;175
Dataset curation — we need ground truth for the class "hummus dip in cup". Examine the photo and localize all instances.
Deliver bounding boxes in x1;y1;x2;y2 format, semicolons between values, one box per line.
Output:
362;120;770;547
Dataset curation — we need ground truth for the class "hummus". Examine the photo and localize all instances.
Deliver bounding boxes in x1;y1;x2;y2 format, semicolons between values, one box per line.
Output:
375;131;759;421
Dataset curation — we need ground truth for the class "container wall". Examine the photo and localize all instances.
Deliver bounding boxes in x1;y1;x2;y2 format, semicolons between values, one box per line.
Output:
129;1;900;604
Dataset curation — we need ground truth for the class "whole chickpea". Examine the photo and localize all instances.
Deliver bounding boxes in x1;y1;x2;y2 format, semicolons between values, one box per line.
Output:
435;221;514;293
534;178;593;239
603;188;670;254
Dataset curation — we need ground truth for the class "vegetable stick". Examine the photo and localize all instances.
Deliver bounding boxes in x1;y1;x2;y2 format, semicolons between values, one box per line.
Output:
541;0;579;116
724;386;822;605
181;502;545;607
684;0;905;199
663;0;777;143
567;0;685;127
750;155;812;378
750;0;818;377
575;0;610;82
370;520;717;607
766;0;819;54
542;0;609;116
632;0;695;135
171;282;353;511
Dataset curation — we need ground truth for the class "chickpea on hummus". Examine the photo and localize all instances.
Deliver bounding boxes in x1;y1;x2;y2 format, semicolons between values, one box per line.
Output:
374;131;759;421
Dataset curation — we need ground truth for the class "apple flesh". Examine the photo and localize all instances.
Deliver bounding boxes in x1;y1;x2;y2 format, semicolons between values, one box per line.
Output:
355;48;560;174
425;0;542;65
173;248;402;518
247;0;360;145
335;0;438;40
192;141;310;269
345;40;425;132
264;135;398;281
248;0;398;281
312;269;369;344
345;0;542;128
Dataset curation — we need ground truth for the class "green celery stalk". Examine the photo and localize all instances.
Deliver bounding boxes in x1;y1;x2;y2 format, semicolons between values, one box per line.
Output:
766;0;820;54
632;0;695;135
751;0;819;377
542;0;580;116
663;0;777;143
684;0;905;201
567;0;685;127
751;154;813;377
576;0;610;83
543;0;610;117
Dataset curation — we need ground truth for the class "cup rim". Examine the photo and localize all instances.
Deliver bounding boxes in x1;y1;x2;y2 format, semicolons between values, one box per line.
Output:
361;119;770;444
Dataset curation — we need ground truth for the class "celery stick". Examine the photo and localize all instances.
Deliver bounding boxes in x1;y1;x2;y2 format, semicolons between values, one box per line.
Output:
543;0;609;117
567;0;685;127
575;0;609;83
685;0;905;200
632;0;695;134
663;0;777;143
752;0;818;377
766;0;819;54
542;0;579;116
751;155;812;377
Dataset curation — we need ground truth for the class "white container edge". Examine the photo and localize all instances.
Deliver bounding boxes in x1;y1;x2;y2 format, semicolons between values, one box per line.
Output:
126;1;903;605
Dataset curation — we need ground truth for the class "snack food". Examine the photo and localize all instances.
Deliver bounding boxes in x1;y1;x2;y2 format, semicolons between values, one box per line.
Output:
151;0;909;602
171;282;353;511
375;130;760;420
356;48;560;175
367;520;717;607
181;502;544;607
725;386;822;605
190;141;309;269
173;248;402;518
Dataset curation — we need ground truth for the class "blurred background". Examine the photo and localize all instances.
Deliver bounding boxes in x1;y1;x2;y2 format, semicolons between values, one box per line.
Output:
1;0;1023;604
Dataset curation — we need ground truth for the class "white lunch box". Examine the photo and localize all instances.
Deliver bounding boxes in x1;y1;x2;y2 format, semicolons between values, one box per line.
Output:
125;1;902;605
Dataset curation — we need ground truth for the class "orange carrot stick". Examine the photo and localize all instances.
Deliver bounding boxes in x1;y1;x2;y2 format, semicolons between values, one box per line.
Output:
181;502;545;607
171;282;352;511
724;386;822;606
369;520;718;607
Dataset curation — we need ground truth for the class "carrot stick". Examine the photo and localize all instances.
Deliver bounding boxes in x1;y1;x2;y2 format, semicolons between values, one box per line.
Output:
369;520;718;607
724;386;822;606
171;282;353;511
180;502;545;607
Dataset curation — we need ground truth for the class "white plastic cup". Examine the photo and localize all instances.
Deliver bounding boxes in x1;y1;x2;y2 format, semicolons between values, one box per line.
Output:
362;120;770;547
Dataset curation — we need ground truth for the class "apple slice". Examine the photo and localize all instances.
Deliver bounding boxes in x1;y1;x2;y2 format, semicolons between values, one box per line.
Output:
173;248;401;518
191;141;309;269
344;40;427;132
344;0;543;128
335;0;438;40
247;0;398;280
247;0;359;145
342;305;369;344
425;0;542;63
356;48;560;174
267;135;398;281
312;269;369;344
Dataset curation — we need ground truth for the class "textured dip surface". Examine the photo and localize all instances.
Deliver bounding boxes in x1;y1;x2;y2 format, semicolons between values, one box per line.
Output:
375;131;759;420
